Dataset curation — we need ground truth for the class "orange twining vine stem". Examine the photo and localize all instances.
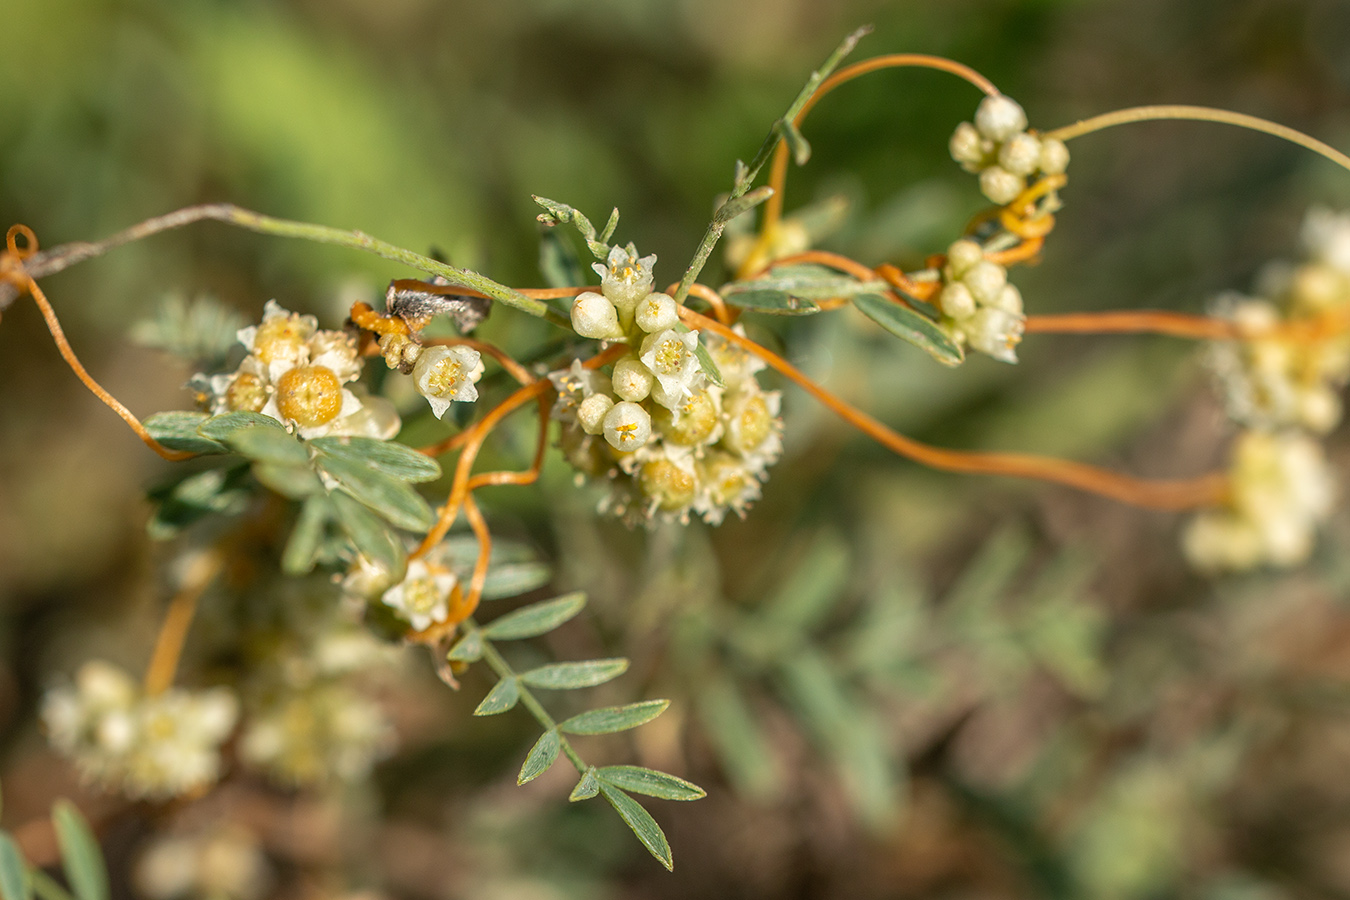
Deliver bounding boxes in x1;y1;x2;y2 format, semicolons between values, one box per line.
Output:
1024;311;1242;341
678;304;1229;510
759;55;1000;241
0;226;193;461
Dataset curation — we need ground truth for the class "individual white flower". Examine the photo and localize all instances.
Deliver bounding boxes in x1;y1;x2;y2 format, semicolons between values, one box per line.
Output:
1301;207;1350;274
577;393;615;435
547;360;613;424
263;364;365;439
612;357;654;402
639;328;703;409
570;291;624;339
979;167;1025;206
949;121;991;173
380;559;458;632
1039;137;1071;175
693;451;764;525
235;301;319;381
603;401;652;452
964;307;1026;364
723;385;783;472
593;244;657;312
998;132;1042;177
700;325;765;388
636;448;699;519
974;94;1028;142
412;344;484;418
635;292;678;333
654;387;723;449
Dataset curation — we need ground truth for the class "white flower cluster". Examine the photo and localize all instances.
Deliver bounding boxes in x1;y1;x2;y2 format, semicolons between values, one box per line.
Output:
950;94;1069;206
1185;208;1350;572
41;661;238;800
135;825;272;900
1183;430;1335;572
239;625;397;787
194;301;401;439
935;239;1025;363
554;246;783;525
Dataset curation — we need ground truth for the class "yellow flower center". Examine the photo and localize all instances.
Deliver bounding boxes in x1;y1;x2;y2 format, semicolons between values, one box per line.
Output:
253;317;309;365
225;372;268;412
640;459;696;510
275;365;342;427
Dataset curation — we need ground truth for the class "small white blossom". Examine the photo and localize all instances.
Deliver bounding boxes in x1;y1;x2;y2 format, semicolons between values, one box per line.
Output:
413;344;484;418
1301;207;1350;274
570;291;624;339
974;94;1028;142
380;559;458;632
547;360;612;424
603;401;653;452
979;166;1025;205
640;328;703;409
1039;137;1071;175
593;243;657;312
635;292;679;333
612;357;655;402
577;393;615;435
998;132;1042;177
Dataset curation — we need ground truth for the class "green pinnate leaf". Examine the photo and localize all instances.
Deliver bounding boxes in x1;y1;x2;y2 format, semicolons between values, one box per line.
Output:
227;425;309;465
52;801;107;900
316;454;434;531
473;677;520;716
518;729;561;785
520;658;629;690
252;462;324;499
282;495;331;575
559;699;670;735
852;293;963;366
569;768;600;802
597;766;706;801
0;832;30;900
143;411;227;454
310;437;441;483
196;411;284;442
329;492;405;576
599;784;673;871
480;592;586;641
480;561;553;601
446;631;483;663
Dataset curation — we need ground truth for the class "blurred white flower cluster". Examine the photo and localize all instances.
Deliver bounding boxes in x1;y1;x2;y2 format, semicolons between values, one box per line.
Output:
935;238;1026;363
41;661;238;800
135;824;272;900
949;94;1069;206
553;246;783;526
1185;208;1349;572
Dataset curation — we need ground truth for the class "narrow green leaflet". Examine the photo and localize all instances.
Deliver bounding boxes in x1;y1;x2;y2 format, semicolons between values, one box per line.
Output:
723;264;885;304
51;801;107;900
282;495;331;575
310;437;441;483
518;729;561;785
480;592;586;641
252;462;323;499
446;631;483;663
0;832;30;900
227;425;309;466
559;699;670;736
196;411;283;442
316;454;434;531
719;288;820;315
520;658;629;690
329;492;405;576
694;341;725;387
569;768;600;802
480;561;553;601
714;186;775;226
778;119;812;166
473;677;520;716
599;784;674;871
852;293;964;366
143;411;227;454
597;766;706;801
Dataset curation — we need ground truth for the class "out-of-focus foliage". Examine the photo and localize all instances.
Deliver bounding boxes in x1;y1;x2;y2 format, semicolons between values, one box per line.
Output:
5;0;1350;897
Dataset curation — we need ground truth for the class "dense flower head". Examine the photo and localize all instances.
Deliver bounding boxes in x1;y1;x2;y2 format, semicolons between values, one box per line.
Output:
41;660;238;800
1183;430;1335;572
193;301;400;440
936;240;1025;363
950;94;1068;206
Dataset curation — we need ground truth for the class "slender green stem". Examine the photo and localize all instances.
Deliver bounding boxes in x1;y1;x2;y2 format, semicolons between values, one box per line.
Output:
5;203;572;328
671;25;871;305
469;619;588;773
29;869;76;900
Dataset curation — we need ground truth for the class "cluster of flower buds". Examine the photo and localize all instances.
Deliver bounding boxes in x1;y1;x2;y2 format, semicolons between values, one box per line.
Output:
553;246;783;526
949;94;1069;206
935;239;1025;363
1184;208;1350;572
194;301;484;438
41;660;238;800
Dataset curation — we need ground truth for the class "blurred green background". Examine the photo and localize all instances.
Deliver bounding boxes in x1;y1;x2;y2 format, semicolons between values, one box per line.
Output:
5;0;1350;898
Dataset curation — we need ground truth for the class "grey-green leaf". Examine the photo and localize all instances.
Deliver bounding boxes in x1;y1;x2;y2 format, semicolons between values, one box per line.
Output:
480;592;586;641
446;631;483;663
569;768;600;802
252;462;324;499
852;293;963;366
228;425;309;466
317;454;434;531
197;411;284;442
597;766;706;801
310;437;441;483
720;288;821;315
143;411;227;454
518;729;561;785
559;699;670;735
694;341;725;387
599;784;674;871
715;186;775;225
0;832;30;900
282;495;331;575
52;801;107;900
779;119;812;166
480;561;553;601
520;658;629;690
330;492;405;576
474;677;520;716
